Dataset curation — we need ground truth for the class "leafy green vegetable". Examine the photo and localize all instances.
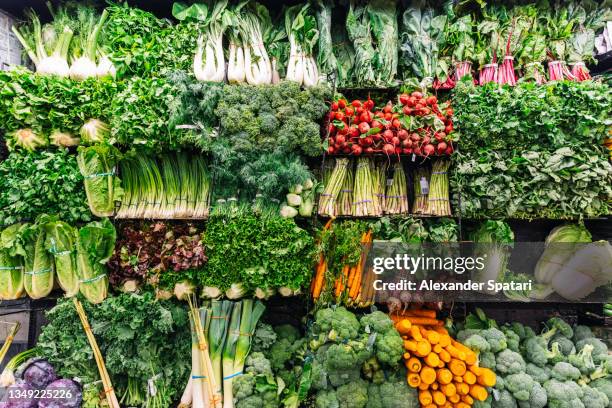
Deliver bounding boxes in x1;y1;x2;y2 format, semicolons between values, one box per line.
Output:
40;214;79;297
0;150;90;226
37;293;191;406
203;207;315;293
21;219;55;299
0;224;26;300
77;144;123;217
76;218;116;304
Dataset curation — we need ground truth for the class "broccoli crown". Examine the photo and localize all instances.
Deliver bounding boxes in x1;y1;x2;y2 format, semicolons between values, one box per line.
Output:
473;395;492;408
501;326;521;352
233;373;256;401
378;381;419;408
543;379;585;408
545;341;567;365
336;380;369;408
493;389;518;408
575;338;608;363
328;368;361;388
314;307;361;342
315;389;339;408
310;359;329;391
480;351;497;369
510;322;536;341
251;323;278;352
465;334;491;353
551;362;582;382
267;338;294;371
496;349;527;375
457;329;481;343
569;343;598;375
495;375;506;391
505;372;536;401
517;381;547;408
360;311;395;334
362;357;385;384
550;335;576;356
244;352;272;375
525;363;551;384
274;324;301;343
572;325;595;343
326;340;373;371
590;378;612;403
366;383;384;408
542;317;573;341
523;337;549;367
375;330;404;367
581;384;610;408
482;327;508;353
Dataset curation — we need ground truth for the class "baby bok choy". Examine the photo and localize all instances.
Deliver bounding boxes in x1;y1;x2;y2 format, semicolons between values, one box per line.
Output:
285;4;320;87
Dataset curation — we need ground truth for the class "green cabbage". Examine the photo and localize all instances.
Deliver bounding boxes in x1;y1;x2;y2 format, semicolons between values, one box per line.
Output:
41;215;79;297
535;224;592;285
76;219;116;304
0;224;26;300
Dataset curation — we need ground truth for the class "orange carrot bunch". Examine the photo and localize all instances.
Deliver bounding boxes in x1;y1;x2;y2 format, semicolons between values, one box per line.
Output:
394;310;496;407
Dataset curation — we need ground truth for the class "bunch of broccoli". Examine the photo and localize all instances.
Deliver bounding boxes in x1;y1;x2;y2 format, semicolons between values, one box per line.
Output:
308;307;417;408
459;316;611;408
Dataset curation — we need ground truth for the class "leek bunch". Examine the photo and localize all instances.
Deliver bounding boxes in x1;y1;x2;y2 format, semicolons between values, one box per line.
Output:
117;153;211;219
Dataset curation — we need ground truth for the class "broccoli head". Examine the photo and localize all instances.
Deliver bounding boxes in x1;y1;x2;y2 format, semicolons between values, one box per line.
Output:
378;381;419;408
581;384;609;408
506;373;537;401
473;395;492;408
545;341;567;365
360;311;395;334
479;351;496;369
550;335;576;355
326;340;373;371
568;343;596;375
501;326;521;352
494;375;506;391
575;338;608;364
367;383;384;408
541;317;573;341
465;334;491;354
274;324;301;343
510;322;536;341
517;381;547;408
252;323;277;352
362;357;385;384
493;389;518;408
337;380;369;408
457;329;481;343
267;338;294;371
525;363;551;384
313;307;361;343
590;378;612;403
482;327;508;353
233;373;256;401
544;379;585;408
235;393;278;408
244;352;272;375
375;329;404;367
523;337;549;367
572;325;594;343
315;389;339;408
496;349;527;375
551;362;582;382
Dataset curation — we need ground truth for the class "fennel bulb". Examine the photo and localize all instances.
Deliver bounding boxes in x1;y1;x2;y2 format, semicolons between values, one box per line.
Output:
96;54;116;78
70;57;98;81
50;131;80;148
69;9;108;81
8;129;48;152
38;54;71;77
535;224;592;285
280;205;298;218
286;193;302;207
551;241;612;300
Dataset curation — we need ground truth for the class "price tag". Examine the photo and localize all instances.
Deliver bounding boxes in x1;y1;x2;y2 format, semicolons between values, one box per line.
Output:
386;178;394;186
411;153;416;162
420;177;429;194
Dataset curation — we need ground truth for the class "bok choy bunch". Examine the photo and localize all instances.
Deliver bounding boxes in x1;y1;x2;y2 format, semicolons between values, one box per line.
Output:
174;1;228;82
0;224;26;300
285;4;320;87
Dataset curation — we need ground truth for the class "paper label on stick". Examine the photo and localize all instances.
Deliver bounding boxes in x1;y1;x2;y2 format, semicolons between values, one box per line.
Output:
420;177;429;194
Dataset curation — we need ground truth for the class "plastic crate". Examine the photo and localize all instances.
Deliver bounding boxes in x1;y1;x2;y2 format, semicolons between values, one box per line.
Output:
0;9;22;70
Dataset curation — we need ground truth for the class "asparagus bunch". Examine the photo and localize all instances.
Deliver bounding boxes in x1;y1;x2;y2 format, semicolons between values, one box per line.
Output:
384;163;408;215
426;159;452;216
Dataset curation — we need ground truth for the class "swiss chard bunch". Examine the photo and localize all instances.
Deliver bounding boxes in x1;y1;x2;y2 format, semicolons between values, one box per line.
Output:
0;150;91;226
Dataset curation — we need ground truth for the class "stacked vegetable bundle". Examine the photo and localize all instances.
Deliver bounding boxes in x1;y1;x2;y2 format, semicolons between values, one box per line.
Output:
0;215;115;303
452;80;612;219
318;158;451;217
393;309;497;407
455;311;611;408
325;93;454;157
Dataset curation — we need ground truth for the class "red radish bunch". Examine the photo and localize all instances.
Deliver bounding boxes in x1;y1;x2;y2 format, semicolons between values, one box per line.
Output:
396;91;455;157
325;93;455;157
